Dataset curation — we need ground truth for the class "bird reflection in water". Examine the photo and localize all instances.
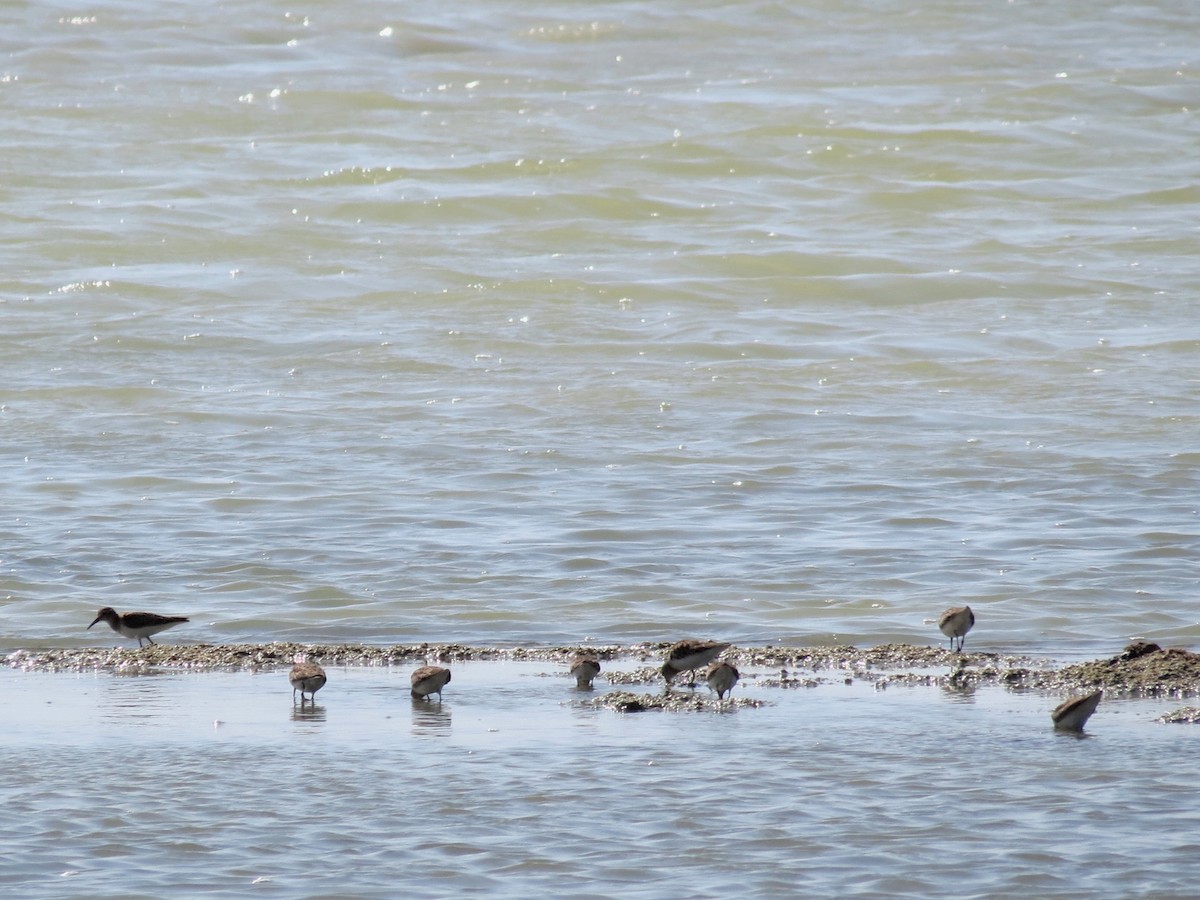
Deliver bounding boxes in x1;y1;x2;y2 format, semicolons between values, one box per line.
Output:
941;659;977;700
290;703;327;724
410;696;452;737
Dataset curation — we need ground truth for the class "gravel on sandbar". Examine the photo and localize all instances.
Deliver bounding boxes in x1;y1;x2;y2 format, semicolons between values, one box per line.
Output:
8;640;1200;700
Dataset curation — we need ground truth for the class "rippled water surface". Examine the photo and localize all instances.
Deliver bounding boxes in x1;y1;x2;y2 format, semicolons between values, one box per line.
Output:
6;664;1200;898
4;0;1200;893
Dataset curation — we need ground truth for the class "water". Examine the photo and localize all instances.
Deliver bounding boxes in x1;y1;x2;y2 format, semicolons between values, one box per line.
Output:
4;0;1200;894
6;665;1200;898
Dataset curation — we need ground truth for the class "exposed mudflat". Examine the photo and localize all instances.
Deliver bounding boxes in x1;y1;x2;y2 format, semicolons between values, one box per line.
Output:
585;690;768;713
1157;707;1200;724
9;641;1200;709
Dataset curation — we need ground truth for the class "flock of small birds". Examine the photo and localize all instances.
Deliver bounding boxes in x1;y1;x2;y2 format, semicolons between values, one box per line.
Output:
85;602;1103;731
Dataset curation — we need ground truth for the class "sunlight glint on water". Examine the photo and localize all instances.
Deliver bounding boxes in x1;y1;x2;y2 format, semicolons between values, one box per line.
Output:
4;0;1200;895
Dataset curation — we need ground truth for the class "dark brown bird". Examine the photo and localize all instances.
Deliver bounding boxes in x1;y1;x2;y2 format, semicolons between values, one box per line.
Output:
87;607;189;647
938;606;975;652
661;640;731;686
569;654;601;689
289;661;327;705
410;665;452;700
1052;691;1102;732
705;660;740;700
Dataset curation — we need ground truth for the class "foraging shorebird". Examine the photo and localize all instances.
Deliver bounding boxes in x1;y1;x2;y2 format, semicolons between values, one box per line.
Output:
705;660;740;700
410;665;452;700
289;661;327;705
1051;691;1102;732
661;640;731;687
569;654;601;689
938;606;975;652
87;607;189;647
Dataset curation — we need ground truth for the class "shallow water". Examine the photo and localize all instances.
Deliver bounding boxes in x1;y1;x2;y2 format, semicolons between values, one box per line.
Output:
6;663;1200;898
5;0;1200;894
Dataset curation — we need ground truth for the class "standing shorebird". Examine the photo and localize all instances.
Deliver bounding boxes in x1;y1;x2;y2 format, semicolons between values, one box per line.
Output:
87;607;189;647
410;665;452;700
1051;691;1102;732
569;653;601;690
289;660;327;705
661;640;731;687
705;660;740;701
938;606;975;652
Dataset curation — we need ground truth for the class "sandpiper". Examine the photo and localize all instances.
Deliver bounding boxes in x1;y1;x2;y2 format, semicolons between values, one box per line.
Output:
87;607;189;647
661;639;731;687
1051;690;1102;732
289;661;327;705
938;606;975;652
706;660;740;700
410;665;452;700
569;653;601;689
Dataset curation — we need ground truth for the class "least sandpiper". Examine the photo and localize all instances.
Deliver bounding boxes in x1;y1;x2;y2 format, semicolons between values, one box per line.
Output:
569;653;601;689
661;639;731;687
1051;690;1102;732
938;606;975;652
705;660;740;700
289;661;327;705
87;607;189;647
410;665;452;700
